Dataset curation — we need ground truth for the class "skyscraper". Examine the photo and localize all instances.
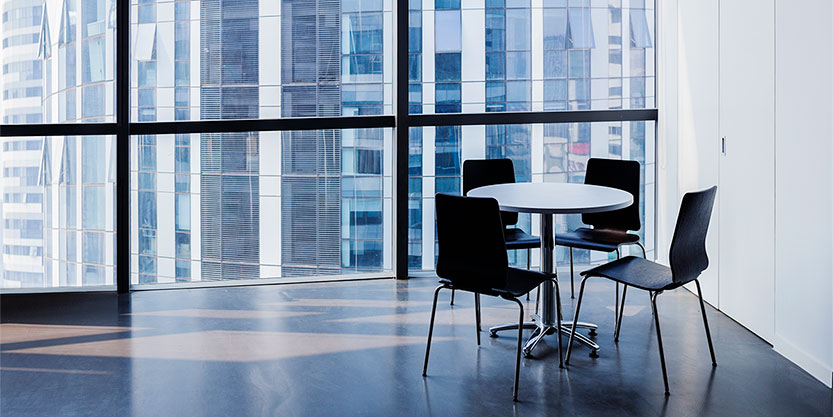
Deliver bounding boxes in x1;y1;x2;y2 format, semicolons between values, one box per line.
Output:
1;0;44;287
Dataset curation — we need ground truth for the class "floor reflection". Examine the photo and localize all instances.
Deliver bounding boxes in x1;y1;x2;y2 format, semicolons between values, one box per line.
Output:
1;277;830;417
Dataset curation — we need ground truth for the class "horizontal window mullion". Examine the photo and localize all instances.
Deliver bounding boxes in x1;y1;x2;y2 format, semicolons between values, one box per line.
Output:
407;109;658;127
1;110;657;137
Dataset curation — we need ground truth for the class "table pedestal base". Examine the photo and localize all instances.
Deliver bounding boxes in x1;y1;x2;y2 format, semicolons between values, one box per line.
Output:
489;316;600;358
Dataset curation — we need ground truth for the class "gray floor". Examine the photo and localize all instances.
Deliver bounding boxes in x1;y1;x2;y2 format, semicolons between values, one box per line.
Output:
1;277;831;416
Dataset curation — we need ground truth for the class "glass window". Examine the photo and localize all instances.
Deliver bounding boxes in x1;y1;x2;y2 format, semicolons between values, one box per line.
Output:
139;229;156;255
175;194;190;231
82;37;105;83
486;52;505;80
82;136;106;183
543;9;568;50
435;53;461;82
505;9;530;51
506;51;530;80
175;2;190;20
343;14;383;55
83;0;106;37
175;233;190;258
138;61;156;88
82;84;105;118
409;122;656;271
435;0;460;9
485;10;505;52
129;130;392;285
544;50;568;79
630;9;653;48
175;61;189;86
435;83;461;104
408;54;422;81
435;11;461;52
408;11;422;53
568;9;595;49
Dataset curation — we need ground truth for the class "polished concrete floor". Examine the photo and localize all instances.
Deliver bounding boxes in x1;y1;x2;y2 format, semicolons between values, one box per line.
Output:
1;277;831;416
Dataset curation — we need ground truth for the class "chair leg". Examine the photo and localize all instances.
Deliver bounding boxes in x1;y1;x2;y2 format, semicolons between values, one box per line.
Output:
525;248;531;300
553;278;564;368
509;297;525;402
614;284;627;343
475;293;481;345
695;280;717;366
650;291;670;395
450;289;455;305
615;248;620;327
636;242;652;314
569;248;575;298
423;285;444;377
565;276;591;364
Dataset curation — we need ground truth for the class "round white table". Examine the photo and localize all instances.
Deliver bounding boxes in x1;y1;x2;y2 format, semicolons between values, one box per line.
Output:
468;182;633;361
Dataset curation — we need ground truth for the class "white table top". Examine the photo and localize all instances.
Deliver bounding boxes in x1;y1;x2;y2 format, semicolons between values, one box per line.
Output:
467;182;633;214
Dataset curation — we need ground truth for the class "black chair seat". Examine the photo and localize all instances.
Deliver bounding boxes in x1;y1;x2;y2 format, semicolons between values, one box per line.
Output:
439;267;548;298
504;228;540;250
555;227;640;252
580;256;676;291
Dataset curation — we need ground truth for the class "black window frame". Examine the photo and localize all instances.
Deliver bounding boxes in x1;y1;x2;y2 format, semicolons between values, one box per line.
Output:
0;0;658;293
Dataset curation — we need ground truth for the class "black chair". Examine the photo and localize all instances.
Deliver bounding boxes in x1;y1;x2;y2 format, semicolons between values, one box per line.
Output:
565;186;718;395
423;193;556;401
448;159;540;306
554;158;644;332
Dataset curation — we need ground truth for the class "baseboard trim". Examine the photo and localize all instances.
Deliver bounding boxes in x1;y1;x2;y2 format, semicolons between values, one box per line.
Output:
772;335;833;388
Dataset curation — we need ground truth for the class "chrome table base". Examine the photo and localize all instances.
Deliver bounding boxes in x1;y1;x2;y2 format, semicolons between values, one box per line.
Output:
489;316;600;357
488;212;601;359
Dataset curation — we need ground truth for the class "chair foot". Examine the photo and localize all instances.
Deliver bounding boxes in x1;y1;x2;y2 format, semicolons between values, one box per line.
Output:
589;349;599;358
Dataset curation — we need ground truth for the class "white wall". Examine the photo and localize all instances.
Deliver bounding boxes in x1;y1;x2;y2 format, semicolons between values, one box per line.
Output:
772;0;833;387
672;0;720;305
659;0;833;387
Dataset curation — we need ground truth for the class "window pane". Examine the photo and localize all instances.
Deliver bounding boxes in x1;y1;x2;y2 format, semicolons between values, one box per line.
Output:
129;130;392;286
410;1;655;114
435;11;461;52
1;0;115;124
127;0;394;121
0;136;116;289
408;122;656;271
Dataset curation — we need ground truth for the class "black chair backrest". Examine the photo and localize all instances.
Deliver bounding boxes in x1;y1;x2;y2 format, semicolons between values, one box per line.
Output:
435;193;509;290
669;186;718;285
582;158;641;231
463;158;518;227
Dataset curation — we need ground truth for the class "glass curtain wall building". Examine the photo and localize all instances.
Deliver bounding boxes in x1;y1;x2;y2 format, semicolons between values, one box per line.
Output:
0;0;654;289
1;0;116;288
1;0;45;287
